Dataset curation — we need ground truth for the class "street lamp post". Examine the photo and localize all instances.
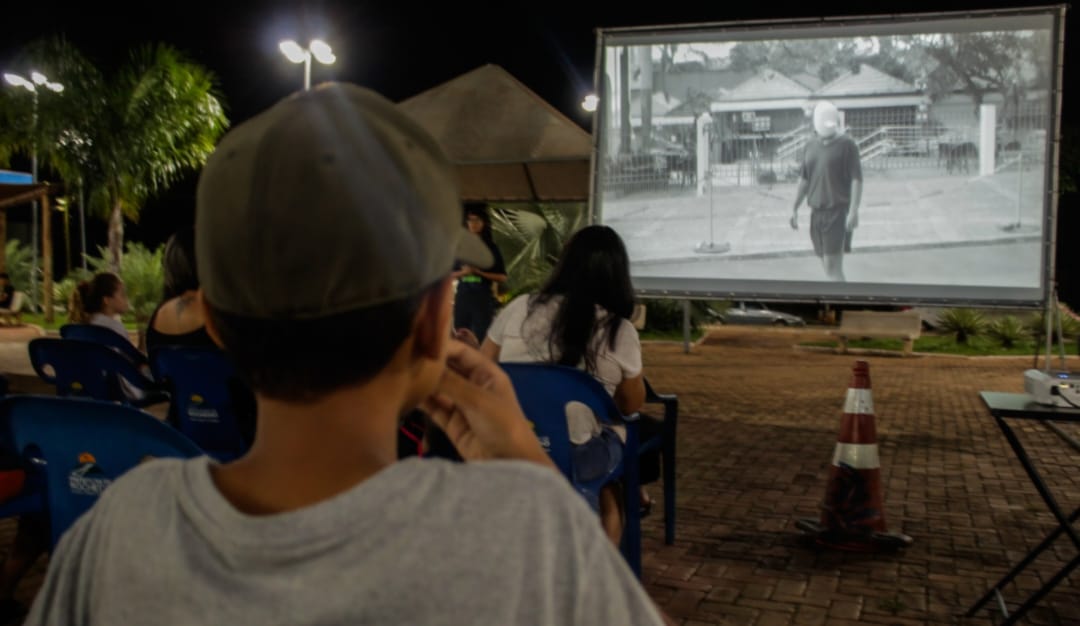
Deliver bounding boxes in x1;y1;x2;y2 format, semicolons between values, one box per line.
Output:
3;71;63;312
278;40;336;91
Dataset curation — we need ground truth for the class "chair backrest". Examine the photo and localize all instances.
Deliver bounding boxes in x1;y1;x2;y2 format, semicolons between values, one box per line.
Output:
28;337;155;403
150;346;250;461
1;395;203;547
60;323;147;367
501;363;626;482
502;363;644;578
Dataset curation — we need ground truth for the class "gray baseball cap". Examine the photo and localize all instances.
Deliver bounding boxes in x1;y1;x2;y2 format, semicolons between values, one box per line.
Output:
195;82;492;319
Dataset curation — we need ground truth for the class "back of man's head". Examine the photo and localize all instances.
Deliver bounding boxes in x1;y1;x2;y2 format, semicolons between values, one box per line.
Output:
195;83;491;401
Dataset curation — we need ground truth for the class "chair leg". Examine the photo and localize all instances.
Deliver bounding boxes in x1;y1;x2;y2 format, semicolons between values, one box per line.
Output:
663;437;676;545
620;423;642;578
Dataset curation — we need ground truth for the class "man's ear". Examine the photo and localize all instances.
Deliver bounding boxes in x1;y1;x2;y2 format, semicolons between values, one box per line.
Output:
412;278;454;361
197;289;227;350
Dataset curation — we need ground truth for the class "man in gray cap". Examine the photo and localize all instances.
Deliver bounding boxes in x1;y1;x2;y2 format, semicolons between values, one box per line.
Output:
25;84;665;626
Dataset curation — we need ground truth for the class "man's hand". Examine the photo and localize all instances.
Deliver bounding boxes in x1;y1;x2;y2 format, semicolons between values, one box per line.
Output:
421;340;554;468
789;213;799;230
846;212;859;231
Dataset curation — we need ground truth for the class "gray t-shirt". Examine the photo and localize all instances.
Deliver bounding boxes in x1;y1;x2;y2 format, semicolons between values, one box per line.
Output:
26;456;663;625
800;134;862;210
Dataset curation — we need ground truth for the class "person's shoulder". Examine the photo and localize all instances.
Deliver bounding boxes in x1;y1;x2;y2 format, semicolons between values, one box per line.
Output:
100;457;193;504
431;460;586;512
506;294;532;313
442;459;565;490
71;457;195;535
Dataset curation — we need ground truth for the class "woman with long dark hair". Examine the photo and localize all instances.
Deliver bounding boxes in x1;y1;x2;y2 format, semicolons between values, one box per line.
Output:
146;227;214;352
452;204;506;343
482;225;652;543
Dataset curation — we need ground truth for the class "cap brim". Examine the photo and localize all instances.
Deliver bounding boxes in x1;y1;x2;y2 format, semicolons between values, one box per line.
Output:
457;229;494;269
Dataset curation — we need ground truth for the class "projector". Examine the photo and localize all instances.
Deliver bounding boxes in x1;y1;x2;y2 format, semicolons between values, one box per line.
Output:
1024;369;1080;407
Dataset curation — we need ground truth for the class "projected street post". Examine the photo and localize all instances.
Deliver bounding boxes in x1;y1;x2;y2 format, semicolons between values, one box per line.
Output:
593;7;1064;306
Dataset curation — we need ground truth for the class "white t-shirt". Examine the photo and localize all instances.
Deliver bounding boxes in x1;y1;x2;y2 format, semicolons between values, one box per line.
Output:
487;294;642;395
89;313;129;340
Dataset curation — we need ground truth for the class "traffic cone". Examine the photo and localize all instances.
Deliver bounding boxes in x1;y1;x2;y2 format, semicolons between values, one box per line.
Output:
796;361;913;551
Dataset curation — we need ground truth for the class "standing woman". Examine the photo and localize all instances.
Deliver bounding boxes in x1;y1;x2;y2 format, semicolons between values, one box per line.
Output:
452;204;507;343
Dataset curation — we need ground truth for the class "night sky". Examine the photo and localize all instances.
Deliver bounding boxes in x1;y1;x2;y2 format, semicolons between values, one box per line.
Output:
0;1;1075;270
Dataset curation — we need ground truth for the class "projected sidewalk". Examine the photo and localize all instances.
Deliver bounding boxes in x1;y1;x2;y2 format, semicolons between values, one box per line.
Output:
605;167;1044;287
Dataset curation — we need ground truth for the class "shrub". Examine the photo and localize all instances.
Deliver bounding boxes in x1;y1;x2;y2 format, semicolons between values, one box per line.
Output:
987;315;1025;348
1025;309;1080;345
642;299;716;333
939;308;985;344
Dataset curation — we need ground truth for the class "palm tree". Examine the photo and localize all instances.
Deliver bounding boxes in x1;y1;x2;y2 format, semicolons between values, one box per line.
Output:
3;37;228;270
489;203;588;297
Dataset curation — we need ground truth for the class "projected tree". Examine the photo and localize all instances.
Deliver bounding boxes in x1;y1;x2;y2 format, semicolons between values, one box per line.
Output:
916;31;1051;118
728;39;863;84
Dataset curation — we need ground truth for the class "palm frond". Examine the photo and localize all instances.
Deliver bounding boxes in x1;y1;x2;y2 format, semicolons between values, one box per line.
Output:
490;203;588;298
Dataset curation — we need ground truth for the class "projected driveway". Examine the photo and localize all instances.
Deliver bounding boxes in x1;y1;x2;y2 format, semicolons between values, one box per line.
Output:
605;167;1045;288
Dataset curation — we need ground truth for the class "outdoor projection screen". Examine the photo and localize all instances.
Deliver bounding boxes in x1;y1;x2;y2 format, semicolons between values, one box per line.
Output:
593;6;1065;306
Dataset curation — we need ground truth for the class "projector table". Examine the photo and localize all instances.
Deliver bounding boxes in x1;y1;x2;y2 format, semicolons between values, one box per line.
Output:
965;392;1080;624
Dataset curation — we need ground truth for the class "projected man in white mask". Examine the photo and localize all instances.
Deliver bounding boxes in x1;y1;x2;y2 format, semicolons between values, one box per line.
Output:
790;101;862;281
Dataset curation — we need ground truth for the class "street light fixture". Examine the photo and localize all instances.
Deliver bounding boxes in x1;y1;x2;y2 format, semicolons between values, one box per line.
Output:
3;70;64;311
278;39;336;91
581;94;599;113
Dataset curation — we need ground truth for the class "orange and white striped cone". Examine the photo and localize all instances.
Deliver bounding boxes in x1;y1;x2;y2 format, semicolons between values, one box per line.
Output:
796;361;913;551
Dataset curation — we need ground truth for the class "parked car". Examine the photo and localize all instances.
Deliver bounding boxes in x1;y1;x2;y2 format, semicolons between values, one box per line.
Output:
721;301;806;326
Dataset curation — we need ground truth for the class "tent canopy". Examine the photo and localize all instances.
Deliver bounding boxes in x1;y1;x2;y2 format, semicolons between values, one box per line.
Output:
398;64;592;203
0;171;51;210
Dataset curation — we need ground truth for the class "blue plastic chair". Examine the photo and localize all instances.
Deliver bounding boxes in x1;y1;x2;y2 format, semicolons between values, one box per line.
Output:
28;338;165;408
0;376;46;520
1;395;203;547
150;347;251;462
643;378;678;545
501;363;642;577
60;323;148;368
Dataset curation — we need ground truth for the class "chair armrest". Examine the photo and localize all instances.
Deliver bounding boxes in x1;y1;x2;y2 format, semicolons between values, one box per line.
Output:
644;378;678;425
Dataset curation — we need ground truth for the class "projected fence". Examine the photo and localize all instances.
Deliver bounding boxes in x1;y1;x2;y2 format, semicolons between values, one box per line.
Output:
594;7;1064;306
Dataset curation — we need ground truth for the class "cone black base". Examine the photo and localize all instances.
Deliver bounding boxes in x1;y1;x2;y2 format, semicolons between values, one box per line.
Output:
795;517;913;552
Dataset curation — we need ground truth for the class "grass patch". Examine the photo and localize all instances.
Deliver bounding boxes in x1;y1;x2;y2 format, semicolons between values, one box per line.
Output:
641;328;706;342
802;334;1079;356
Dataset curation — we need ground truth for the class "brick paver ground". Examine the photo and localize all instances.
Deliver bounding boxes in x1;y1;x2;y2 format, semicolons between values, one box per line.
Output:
1;324;1078;624
638;326;1080;625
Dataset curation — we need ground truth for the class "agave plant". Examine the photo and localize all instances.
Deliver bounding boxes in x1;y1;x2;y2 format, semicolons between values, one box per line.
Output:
1026;308;1080;344
489;203;588;297
939;308;986;344
987;315;1026;348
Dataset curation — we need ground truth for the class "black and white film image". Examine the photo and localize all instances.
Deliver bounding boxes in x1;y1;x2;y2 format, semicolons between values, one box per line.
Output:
596;19;1055;298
